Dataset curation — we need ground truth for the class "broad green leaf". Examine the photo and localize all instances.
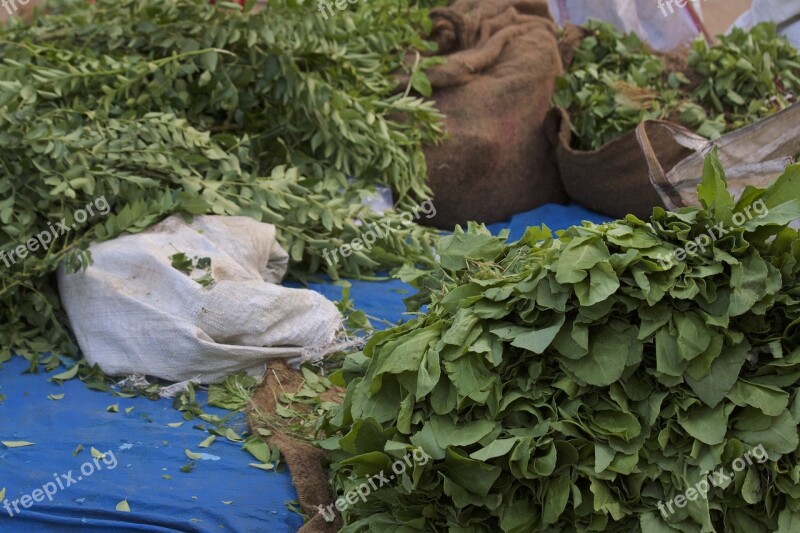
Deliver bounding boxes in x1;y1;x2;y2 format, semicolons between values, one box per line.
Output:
735;410;799;454
51;365;79;381
678;404;730;445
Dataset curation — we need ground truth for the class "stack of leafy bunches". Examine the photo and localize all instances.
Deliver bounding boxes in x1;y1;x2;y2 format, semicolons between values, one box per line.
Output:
554;20;800;151
0;0;447;366
321;154;800;532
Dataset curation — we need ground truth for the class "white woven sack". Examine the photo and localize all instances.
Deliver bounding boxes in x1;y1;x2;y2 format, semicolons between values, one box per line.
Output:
57;214;343;383
636;103;800;211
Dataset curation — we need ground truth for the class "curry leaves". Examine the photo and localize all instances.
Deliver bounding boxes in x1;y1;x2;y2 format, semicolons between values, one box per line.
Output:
0;0;445;362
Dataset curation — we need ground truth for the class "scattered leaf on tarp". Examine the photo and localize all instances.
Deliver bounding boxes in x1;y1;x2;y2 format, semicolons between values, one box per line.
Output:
207;373;257;411
167;422;184;428
224;428;243;442
51;365;79;382
222;501;233;505
185;449;203;460
162;474;172;480
72;444;84;456
125;407;134;414
249;463;274;471
91;447;106;459
242;435;271;463
116;499;130;512
48;394;64;400
198;435;216;448
107;404;119;413
180;461;196;473
2;441;34;448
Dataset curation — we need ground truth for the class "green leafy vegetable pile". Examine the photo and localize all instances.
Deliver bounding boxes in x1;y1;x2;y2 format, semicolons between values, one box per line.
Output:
0;0;445;364
685;24;800;135
321;154;800;532
554;20;800;151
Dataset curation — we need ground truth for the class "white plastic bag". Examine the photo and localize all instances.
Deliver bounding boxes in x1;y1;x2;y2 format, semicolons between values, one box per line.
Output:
547;0;704;51
732;0;800;48
58;215;343;383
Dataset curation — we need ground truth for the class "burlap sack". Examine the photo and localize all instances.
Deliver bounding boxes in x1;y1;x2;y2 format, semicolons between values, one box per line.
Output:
417;0;568;229
246;361;344;533
549;106;680;219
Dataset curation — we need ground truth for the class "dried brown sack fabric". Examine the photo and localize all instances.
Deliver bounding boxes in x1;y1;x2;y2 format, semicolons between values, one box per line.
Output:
246;361;343;533
415;0;568;229
548;106;682;219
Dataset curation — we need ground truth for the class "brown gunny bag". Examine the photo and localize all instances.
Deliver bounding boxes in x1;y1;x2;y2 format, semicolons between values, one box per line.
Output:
418;0;568;229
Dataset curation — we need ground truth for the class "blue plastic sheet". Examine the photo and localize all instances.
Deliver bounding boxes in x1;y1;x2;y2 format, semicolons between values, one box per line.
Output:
0;354;303;532
0;203;610;532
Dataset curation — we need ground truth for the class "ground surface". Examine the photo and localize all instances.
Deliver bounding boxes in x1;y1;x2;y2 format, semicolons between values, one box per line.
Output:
703;0;752;36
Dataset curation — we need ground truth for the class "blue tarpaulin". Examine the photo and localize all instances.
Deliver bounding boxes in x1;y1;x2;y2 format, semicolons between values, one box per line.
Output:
0;204;611;532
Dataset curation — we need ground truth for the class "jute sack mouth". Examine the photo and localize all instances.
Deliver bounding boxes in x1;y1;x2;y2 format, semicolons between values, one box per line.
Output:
551;102;800;219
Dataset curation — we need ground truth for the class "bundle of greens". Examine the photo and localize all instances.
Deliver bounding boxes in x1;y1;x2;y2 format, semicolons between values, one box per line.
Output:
552;19;684;151
0;0;445;364
320;153;800;532
686;23;800;135
554;20;800;151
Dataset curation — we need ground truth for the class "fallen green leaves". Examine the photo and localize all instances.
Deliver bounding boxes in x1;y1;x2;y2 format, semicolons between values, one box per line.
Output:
322;154;800;531
198;435;216;448
207;373;258;412
90;447;106;460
